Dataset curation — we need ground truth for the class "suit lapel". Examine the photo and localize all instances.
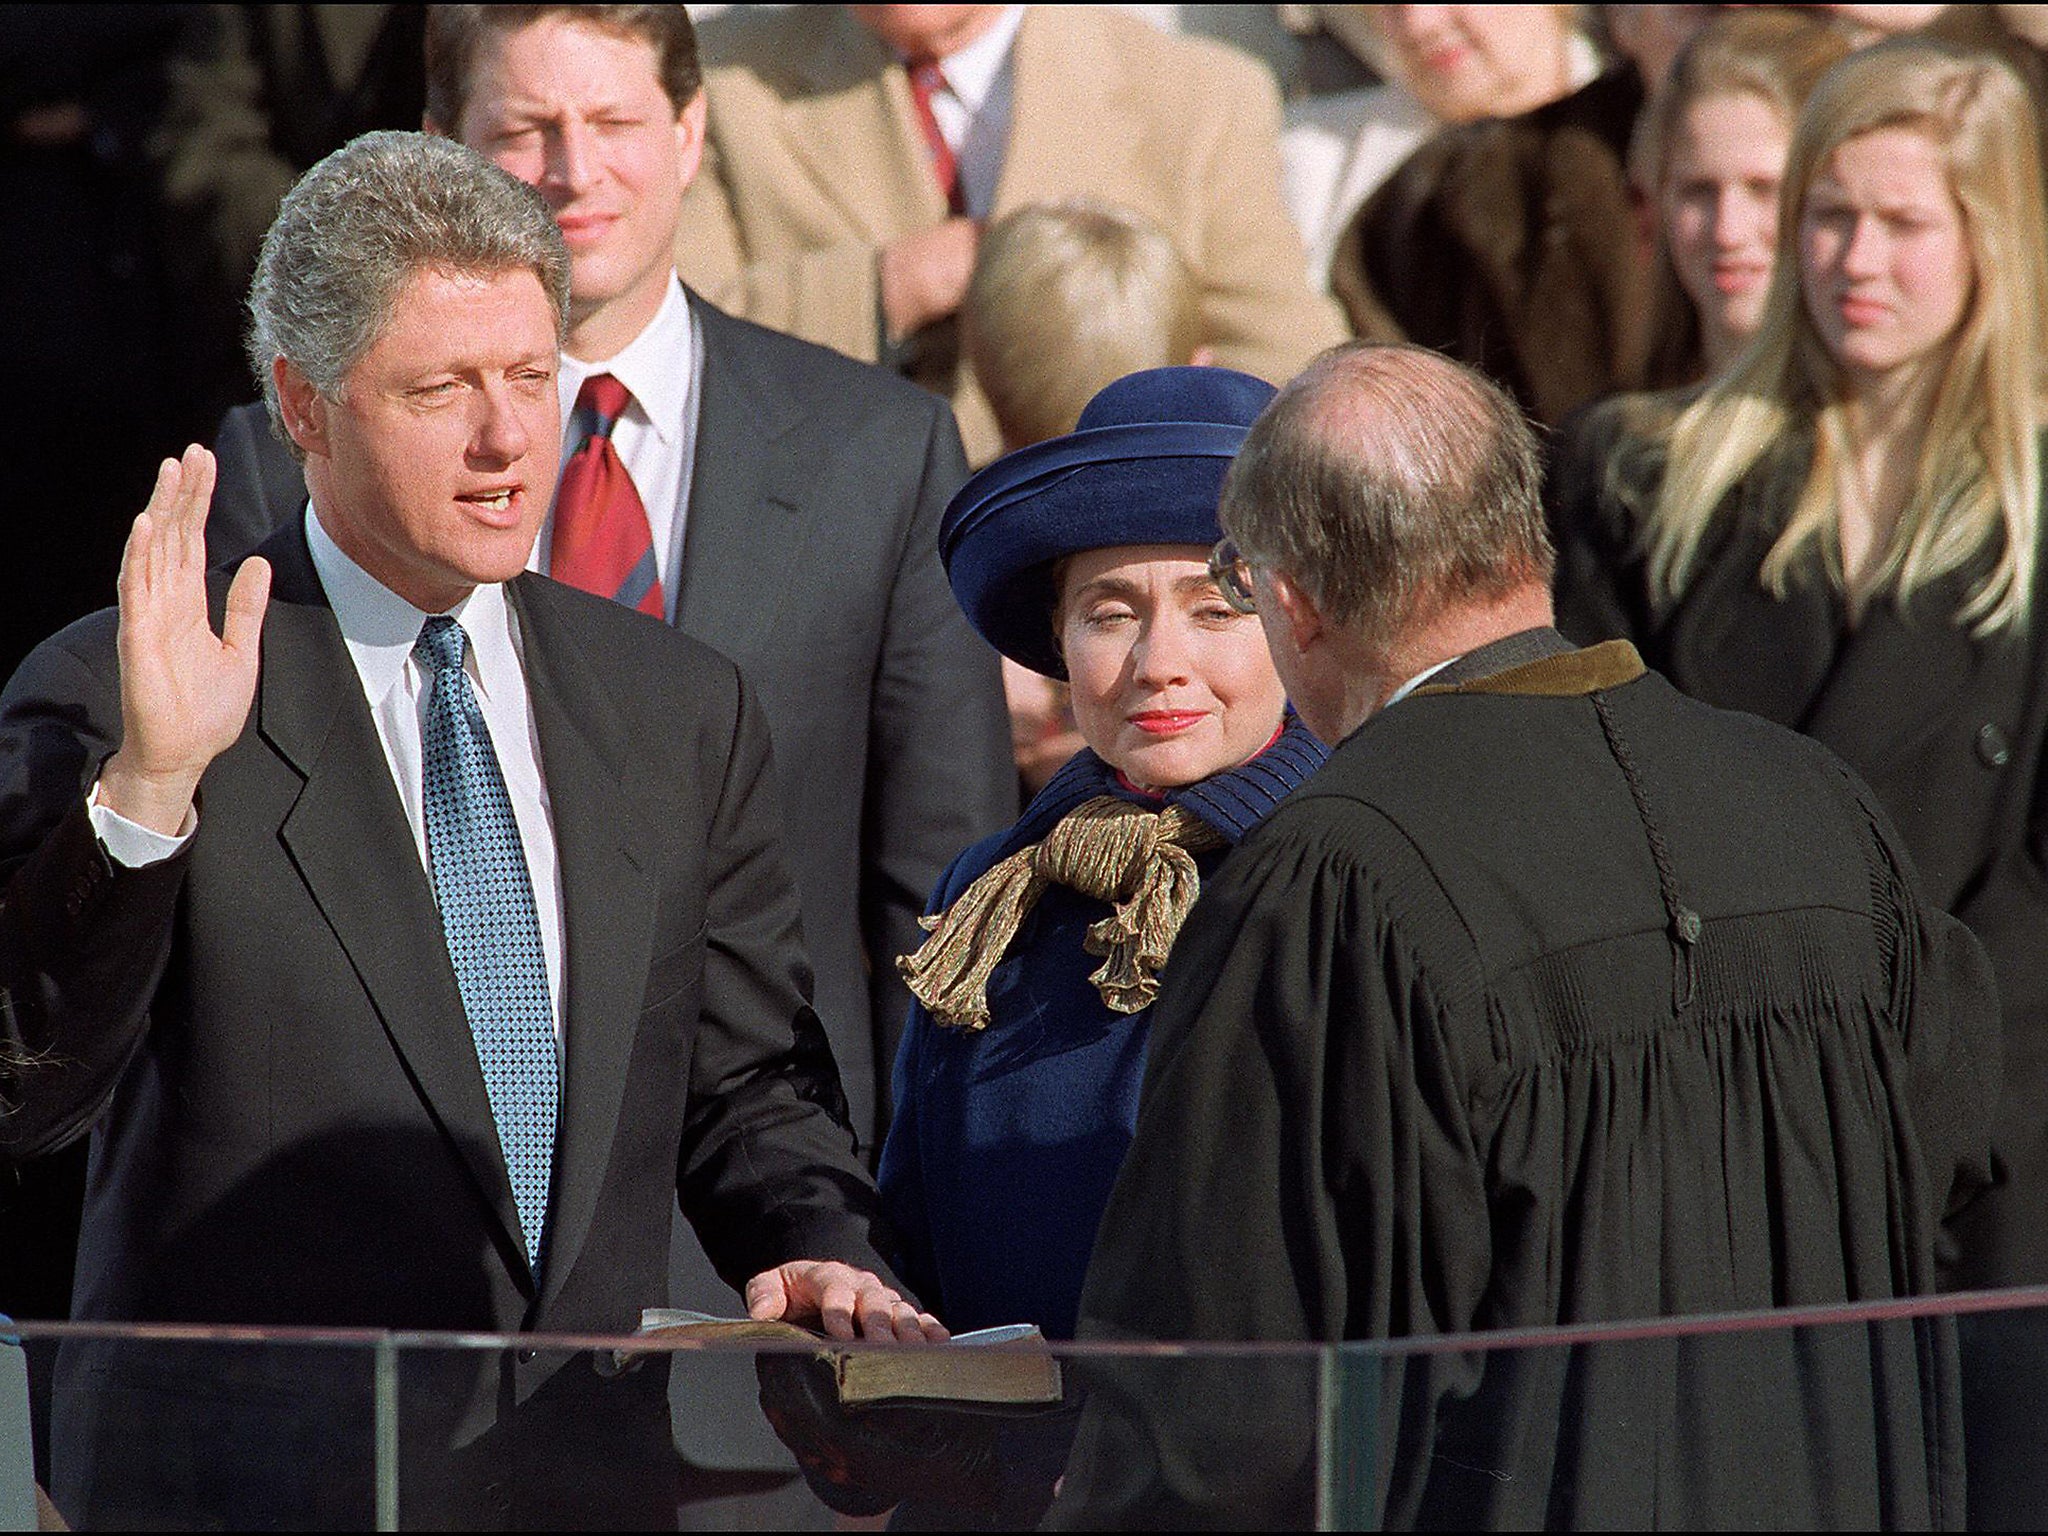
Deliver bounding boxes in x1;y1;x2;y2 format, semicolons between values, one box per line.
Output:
508;578;660;1319
252;525;532;1288
674;297;808;660
783;9;944;239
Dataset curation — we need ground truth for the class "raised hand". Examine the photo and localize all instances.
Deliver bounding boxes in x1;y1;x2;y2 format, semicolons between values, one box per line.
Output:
98;445;272;836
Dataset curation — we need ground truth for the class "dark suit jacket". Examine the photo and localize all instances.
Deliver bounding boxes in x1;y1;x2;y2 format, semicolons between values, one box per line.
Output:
0;518;896;1526
208;292;1015;1147
1549;398;2048;1289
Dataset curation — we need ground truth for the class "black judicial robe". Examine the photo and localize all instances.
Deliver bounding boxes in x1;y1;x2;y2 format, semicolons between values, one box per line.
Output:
1550;404;2048;1294
1048;634;1999;1531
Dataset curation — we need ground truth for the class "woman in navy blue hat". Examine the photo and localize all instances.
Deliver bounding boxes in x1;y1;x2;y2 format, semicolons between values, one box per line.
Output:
877;367;1328;1365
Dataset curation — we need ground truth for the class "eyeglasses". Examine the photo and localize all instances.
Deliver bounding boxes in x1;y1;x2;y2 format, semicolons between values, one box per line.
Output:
1208;538;1259;615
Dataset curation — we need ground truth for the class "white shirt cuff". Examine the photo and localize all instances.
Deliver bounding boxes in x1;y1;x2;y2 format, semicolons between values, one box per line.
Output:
86;783;196;868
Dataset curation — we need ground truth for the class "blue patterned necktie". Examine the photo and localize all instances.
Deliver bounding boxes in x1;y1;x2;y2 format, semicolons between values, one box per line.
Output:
414;615;559;1272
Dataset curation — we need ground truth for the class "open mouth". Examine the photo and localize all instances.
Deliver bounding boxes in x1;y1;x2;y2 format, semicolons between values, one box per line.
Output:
459;487;523;521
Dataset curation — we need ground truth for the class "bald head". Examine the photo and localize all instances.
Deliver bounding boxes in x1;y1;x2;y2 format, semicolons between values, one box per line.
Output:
1219;343;1553;654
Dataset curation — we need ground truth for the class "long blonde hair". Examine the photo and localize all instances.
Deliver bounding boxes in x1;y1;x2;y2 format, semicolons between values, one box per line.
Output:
1641;39;2048;635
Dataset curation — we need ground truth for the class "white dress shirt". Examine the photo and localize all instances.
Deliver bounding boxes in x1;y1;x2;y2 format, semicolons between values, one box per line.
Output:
92;507;572;1052
539;274;704;624
917;4;1025;219
1385;655;1459;710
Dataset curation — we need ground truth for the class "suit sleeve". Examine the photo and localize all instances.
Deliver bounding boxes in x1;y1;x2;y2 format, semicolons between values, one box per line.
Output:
0;621;188;1156
676;664;907;1293
1185;53;1350;383
1049;809;1491;1530
858;401;1015;1117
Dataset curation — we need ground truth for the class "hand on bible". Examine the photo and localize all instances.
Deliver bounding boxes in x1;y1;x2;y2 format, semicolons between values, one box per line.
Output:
746;1260;949;1343
100;445;271;836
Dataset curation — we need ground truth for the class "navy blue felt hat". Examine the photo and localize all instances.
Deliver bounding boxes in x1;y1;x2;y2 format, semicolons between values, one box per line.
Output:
941;366;1277;678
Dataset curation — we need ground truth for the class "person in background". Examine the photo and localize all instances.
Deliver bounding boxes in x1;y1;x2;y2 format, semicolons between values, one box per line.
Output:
1633;8;1858;387
153;6;428;432
676;4;1346;464
1549;40;2048;1517
965;199;1209;457
1330;4;1718;425
874;366;1327;1524
1551;36;2048;1288
1282;4;1599;292
963;196;1212;797
1047;342;1997;1530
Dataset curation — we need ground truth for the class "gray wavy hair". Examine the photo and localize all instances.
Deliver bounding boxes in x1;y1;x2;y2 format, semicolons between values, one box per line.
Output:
246;129;571;456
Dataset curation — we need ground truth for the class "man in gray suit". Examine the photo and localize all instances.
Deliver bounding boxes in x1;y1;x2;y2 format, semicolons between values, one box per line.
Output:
207;3;1015;1150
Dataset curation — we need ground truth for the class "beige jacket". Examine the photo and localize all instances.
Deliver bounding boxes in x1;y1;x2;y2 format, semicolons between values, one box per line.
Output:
677;4;1347;462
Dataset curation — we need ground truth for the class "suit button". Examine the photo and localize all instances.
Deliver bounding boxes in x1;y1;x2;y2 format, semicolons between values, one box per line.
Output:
516;1347;537;1364
1977;723;2013;768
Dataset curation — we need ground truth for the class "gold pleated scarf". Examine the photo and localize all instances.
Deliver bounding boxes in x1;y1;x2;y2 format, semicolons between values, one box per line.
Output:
898;796;1227;1031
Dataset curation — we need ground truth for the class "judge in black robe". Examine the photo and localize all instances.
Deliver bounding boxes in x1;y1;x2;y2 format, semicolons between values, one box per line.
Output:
1049;345;2001;1531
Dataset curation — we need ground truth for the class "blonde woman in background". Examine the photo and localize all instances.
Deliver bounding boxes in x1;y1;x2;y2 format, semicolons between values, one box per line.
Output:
1281;4;1597;291
964;198;1213;795
1632;8;1858;386
1549;39;2048;1295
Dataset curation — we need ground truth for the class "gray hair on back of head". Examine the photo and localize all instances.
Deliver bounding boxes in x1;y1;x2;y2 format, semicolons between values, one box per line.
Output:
246;129;571;456
1219;342;1553;650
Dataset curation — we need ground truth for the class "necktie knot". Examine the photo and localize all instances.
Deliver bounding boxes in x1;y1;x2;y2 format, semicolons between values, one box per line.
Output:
414;615;469;676
576;373;632;438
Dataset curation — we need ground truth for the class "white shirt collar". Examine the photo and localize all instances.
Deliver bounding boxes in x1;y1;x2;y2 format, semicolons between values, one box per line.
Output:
304;502;521;707
557;273;693;447
926;4;1024;111
1385;654;1460;710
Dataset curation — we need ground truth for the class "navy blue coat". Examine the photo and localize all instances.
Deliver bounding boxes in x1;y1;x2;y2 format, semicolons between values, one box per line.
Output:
876;719;1327;1339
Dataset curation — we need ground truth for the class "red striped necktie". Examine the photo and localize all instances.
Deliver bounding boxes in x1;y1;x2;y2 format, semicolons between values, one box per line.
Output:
549;372;665;618
907;60;966;216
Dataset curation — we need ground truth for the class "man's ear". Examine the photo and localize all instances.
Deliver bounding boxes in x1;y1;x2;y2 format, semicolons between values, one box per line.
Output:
674;88;709;195
273;357;330;460
1264;569;1325;656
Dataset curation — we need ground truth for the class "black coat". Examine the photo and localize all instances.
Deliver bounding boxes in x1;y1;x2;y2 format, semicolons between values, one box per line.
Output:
0;518;897;1527
1050;633;1997;1530
1550;401;2048;1292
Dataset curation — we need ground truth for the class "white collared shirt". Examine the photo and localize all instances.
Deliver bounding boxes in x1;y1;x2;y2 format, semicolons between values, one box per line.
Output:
92;508;571;1052
913;4;1024;219
540;274;704;624
1385;655;1459;710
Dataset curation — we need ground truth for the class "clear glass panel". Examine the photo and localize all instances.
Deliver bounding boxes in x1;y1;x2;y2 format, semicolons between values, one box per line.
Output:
6;1291;2048;1529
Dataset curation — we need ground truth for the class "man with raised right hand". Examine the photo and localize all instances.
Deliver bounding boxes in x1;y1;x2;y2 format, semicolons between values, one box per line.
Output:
0;129;936;1531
